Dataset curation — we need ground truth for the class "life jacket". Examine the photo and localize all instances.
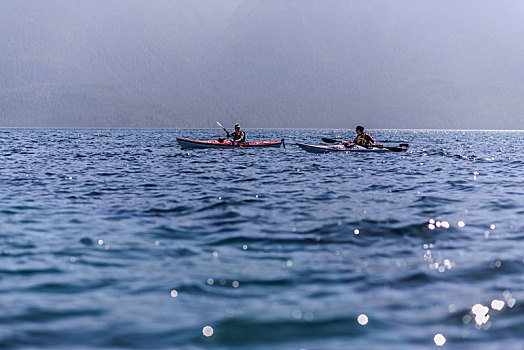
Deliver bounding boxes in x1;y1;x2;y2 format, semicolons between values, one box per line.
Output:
230;130;246;143
353;133;374;146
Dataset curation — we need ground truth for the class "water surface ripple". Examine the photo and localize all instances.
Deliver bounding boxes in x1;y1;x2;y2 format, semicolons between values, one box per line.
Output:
1;129;523;349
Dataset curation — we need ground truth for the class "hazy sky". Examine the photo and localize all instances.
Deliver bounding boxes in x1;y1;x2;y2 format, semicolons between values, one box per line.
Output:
1;0;523;129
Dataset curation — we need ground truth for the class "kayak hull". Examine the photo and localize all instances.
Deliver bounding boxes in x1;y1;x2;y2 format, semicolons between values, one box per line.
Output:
177;137;284;149
296;143;406;153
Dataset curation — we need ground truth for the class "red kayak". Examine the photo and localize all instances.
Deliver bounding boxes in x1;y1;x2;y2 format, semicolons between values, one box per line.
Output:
177;137;285;149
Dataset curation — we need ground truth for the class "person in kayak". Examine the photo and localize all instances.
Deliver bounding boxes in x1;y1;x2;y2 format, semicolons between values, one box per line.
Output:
344;125;376;146
227;123;246;143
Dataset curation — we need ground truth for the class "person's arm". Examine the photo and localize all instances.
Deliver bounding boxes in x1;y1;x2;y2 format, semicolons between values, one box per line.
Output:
367;134;376;145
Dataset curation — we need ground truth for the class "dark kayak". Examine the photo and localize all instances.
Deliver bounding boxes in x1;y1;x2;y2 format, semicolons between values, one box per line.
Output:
296;143;408;154
177;137;285;149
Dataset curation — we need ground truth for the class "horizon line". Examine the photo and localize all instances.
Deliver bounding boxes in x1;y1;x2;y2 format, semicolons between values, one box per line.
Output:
0;127;522;132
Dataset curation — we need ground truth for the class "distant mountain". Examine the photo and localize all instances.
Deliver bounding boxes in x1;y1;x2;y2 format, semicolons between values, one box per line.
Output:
1;0;523;129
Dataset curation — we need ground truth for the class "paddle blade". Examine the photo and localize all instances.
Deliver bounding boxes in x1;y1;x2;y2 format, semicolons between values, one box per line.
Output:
321;137;342;144
387;147;403;152
386;144;409;152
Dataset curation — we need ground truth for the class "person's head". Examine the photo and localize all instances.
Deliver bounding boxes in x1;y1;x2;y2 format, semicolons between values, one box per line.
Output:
355;125;364;134
234;123;240;131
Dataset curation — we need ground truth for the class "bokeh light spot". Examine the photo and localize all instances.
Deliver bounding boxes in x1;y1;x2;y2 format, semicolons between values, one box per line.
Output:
357;314;369;325
202;326;214;337
491;300;504;311
434;333;446;346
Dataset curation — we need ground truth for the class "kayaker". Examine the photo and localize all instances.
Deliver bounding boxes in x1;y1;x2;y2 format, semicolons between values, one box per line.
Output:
344;125;375;146
227;123;246;143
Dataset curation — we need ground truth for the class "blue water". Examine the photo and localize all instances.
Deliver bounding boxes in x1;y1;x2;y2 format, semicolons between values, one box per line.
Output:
1;128;523;349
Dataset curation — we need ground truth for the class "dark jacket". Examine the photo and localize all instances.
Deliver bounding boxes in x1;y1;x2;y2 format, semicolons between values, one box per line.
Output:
228;130;246;143
353;133;375;146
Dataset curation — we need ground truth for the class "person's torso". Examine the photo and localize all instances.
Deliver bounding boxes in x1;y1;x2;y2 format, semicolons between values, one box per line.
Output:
231;130;245;141
354;133;371;145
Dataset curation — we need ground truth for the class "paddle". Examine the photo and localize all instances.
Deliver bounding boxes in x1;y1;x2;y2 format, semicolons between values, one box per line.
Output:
321;137;344;144
217;121;229;135
321;137;408;152
321;137;355;147
378;144;409;152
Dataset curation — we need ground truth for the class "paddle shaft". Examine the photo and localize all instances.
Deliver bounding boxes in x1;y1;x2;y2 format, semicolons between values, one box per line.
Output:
216;121;229;136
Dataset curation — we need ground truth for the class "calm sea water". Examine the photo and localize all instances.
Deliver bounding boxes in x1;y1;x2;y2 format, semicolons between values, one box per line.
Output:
1;128;523;349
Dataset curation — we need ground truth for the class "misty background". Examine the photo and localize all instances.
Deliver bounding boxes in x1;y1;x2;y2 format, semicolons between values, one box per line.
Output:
1;0;523;129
